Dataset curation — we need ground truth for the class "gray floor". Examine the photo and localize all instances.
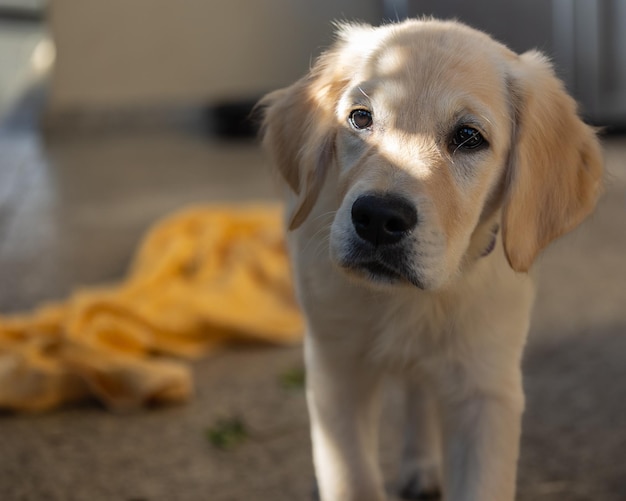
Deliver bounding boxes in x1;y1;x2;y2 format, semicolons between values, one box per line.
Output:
1;86;626;500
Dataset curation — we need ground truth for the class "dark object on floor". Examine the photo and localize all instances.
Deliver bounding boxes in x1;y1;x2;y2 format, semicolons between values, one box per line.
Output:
207;99;261;139
0;5;45;22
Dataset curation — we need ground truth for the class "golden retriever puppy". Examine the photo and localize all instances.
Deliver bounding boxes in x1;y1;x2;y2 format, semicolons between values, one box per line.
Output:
260;18;603;501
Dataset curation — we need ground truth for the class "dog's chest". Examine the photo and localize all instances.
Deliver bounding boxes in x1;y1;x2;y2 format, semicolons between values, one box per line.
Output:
364;295;458;372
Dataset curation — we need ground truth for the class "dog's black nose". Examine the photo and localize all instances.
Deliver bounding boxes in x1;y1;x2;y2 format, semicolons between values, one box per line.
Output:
351;194;417;246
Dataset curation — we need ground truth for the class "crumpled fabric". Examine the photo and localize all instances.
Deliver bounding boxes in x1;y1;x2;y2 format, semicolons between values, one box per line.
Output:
0;205;303;412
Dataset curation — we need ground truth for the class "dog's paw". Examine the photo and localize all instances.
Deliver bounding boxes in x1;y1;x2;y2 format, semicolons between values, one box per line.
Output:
397;464;441;500
398;478;441;500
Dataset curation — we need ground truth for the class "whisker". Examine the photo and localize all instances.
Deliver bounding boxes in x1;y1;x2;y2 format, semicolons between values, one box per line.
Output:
477;113;494;128
358;86;371;101
312;236;331;261
311;210;337;224
301;220;333;255
452;129;482;156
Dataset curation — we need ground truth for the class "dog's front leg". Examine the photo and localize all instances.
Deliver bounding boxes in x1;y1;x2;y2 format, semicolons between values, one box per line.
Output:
438;372;524;501
398;380;442;499
305;335;386;501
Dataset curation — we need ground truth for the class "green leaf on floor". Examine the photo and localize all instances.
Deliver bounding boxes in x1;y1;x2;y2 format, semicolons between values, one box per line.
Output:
206;417;248;450
278;367;306;390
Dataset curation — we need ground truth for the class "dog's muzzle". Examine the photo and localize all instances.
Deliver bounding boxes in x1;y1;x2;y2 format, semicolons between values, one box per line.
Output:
342;193;421;286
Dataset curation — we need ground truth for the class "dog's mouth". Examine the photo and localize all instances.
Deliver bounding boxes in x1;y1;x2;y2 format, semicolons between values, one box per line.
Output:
345;259;423;289
360;261;403;280
330;228;426;289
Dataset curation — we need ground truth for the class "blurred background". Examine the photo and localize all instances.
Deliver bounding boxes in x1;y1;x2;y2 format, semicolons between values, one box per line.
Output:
0;1;625;500
16;0;626;127
9;0;626;126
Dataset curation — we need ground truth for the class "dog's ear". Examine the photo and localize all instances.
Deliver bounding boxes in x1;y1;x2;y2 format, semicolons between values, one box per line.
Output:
259;25;370;230
502;51;603;272
259;78;337;230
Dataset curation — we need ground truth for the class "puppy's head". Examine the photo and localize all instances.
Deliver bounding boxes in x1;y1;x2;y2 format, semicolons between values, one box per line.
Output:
260;19;603;290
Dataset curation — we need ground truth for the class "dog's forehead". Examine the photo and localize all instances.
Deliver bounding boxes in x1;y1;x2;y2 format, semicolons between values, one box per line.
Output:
344;22;511;130
355;21;511;77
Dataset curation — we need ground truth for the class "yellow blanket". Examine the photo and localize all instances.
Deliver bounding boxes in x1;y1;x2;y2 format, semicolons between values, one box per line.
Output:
0;205;303;412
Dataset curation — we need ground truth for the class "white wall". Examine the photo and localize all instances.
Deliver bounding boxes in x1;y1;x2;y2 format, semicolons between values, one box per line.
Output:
48;0;380;112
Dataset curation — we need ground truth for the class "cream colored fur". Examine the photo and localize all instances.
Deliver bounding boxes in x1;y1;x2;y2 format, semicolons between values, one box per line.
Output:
261;19;603;501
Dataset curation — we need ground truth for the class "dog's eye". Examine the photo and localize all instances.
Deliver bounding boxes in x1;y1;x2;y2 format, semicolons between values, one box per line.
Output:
452;126;486;151
349;109;373;130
